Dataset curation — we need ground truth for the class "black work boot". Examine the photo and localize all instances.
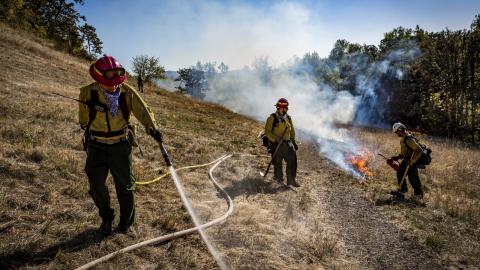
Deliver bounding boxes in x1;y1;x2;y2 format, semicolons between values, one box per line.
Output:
116;223;129;233
116;224;137;238
273;176;284;184
411;192;425;204
389;190;405;199
291;181;300;188
99;220;112;236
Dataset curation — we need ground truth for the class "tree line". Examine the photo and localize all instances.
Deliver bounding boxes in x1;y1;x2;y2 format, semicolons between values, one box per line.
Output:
342;15;480;144
0;0;102;60
176;15;480;145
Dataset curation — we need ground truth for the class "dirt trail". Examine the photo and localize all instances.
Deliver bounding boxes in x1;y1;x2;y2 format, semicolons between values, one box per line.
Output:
316;183;443;270
299;146;446;270
184;144;446;269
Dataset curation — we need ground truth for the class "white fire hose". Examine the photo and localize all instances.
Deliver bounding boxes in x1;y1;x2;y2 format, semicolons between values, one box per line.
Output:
75;154;233;270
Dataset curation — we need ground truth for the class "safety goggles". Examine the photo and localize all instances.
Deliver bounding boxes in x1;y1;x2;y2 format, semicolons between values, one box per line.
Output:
94;67;126;80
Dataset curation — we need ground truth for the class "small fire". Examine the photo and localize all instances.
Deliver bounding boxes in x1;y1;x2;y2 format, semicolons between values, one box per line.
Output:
346;148;373;177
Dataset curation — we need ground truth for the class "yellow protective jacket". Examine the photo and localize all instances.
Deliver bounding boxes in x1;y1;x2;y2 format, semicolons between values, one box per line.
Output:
264;112;295;143
399;132;423;164
79;82;158;140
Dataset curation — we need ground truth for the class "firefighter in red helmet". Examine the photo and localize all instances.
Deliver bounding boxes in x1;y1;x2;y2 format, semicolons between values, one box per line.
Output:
80;55;163;235
264;98;300;187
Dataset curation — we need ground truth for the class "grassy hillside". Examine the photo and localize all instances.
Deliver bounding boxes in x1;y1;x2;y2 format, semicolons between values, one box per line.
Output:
0;22;256;269
0;23;337;269
0;22;479;270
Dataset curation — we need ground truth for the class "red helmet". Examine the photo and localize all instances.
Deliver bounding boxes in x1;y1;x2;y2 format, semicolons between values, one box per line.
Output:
275;98;289;109
89;55;126;87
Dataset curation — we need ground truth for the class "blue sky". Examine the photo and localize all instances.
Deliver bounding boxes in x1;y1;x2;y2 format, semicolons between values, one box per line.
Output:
77;0;479;71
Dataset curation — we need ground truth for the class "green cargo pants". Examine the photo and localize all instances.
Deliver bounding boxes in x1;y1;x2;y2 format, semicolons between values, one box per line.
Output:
85;140;135;228
273;141;297;185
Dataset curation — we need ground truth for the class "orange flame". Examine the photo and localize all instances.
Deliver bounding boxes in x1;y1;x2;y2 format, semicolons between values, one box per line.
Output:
347;148;373;177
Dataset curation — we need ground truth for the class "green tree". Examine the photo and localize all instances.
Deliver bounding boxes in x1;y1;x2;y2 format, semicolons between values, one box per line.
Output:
26;0;86;54
0;0;102;60
175;67;207;98
80;23;102;59
379;26;414;53
131;55;166;84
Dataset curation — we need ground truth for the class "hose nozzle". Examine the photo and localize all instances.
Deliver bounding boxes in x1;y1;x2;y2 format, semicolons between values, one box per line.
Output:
158;142;172;167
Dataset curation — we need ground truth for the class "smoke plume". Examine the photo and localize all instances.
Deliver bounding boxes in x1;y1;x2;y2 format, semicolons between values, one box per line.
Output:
200;47;419;178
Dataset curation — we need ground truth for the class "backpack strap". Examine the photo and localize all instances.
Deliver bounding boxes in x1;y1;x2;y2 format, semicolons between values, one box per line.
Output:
271;113;292;138
88;89;99;128
270;113;278;131
119;92;130;124
404;134;424;153
83;88;132;147
83;89;99;151
89;89;130;124
271;113;291;129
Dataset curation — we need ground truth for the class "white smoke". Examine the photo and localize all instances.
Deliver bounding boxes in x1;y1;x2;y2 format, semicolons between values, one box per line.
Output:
205;64;366;177
201;47;419;178
155;78;179;92
353;46;420;126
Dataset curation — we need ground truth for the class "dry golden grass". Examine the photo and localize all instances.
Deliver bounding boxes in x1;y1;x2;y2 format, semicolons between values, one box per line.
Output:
355;128;480;267
2;21;477;270
0;23;339;269
184;154;343;270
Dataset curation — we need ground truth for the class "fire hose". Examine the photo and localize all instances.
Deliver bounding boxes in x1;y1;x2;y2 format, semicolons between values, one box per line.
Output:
74;151;234;270
136;155;230;185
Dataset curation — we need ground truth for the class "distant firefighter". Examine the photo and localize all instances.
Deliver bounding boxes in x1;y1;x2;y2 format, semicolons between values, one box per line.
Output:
264;98;300;187
137;74;144;93
389;122;432;201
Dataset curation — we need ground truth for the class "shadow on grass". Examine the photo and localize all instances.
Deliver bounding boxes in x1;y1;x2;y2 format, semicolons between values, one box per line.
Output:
219;176;290;200
0;228;103;269
375;197;427;208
